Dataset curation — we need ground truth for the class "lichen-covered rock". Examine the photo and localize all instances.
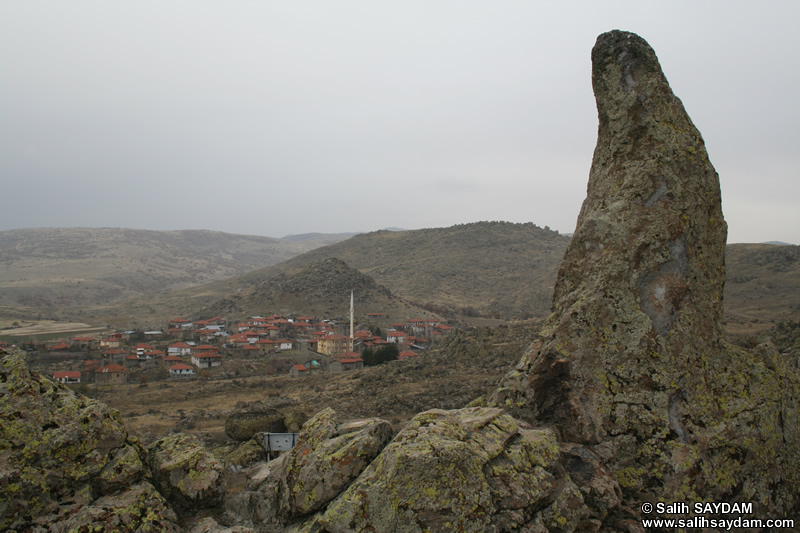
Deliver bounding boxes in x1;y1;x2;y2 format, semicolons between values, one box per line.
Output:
225;407;286;441
317;407;590;532
188;516;257;533
492;30;800;517
147;432;225;511
0;350;152;530
46;481;181;532
226;408;393;528
284;410;309;433
215;436;267;469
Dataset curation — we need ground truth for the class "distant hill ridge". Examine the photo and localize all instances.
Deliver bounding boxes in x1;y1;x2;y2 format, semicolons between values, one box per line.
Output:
0;227;352;309
232;221;571;319
1;224;798;329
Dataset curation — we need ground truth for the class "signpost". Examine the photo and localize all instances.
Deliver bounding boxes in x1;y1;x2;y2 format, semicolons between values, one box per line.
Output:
263;432;299;459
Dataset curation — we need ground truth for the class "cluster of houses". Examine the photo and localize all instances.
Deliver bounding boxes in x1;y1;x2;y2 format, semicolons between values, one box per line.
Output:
38;312;455;385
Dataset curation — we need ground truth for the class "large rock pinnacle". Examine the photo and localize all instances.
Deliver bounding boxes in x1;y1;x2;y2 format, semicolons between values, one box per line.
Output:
492;30;799;513
497;29;727;444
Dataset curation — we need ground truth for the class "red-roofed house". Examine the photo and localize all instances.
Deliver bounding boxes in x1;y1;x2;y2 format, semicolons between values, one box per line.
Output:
329;357;364;373
169;364;195;377
398;351;419;360
193;344;219;354
229;333;254;346
168;342;192;356
255;338;278;354
194;317;224;327
95;364;127;386
290;364;310;378
432;325;454;341
72;336;96;348
241;344;260;354
385;330;408;344
53;371;81;384
49;342;72;351
276;339;294;351
99;337;122;349
101;348;127;365
192;353;222;369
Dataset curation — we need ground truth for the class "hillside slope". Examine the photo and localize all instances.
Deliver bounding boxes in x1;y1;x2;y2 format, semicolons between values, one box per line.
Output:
238;221;571;319
723;243;800;331
0;227;352;309
199;257;429;322
3;225;797;331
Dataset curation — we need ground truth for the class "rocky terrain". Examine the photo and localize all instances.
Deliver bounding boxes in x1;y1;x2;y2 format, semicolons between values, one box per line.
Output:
2;30;798;532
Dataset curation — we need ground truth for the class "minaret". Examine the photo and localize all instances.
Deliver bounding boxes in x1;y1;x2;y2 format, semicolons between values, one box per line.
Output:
349;290;354;352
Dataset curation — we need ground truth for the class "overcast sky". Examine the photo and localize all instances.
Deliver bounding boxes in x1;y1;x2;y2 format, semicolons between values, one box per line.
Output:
1;1;798;244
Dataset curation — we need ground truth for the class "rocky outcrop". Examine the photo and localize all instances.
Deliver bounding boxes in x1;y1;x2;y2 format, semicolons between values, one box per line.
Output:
492;29;800;517
1;349;231;531
147;433;226;511
50;482;181;532
0;350;183;531
226;408;393;529
317;407;593;532
216;436;268;469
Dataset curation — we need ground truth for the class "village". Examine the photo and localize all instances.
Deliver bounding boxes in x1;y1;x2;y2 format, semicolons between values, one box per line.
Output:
14;311;456;387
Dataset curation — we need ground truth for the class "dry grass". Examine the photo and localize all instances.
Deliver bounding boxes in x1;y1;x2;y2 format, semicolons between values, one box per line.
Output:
86;324;536;447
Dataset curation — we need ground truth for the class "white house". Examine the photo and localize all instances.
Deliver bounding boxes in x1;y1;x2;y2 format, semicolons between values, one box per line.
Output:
168;342;193;357
277;339;294;351
191;353;222;369
169;363;195;377
53;371;81;384
385;330;408;344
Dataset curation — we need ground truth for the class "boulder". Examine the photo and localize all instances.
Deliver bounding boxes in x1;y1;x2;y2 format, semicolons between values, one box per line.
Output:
284;410;309;433
47;481;181;532
225;407;286;441
317;407;591;532
492;30;800;516
226;408;393;526
0;350;161;530
147;432;225;511
188;516;257;533
216;436;267;469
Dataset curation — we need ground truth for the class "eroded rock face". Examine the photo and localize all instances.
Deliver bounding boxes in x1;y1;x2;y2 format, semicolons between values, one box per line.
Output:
317;408;591;532
492;29;800;516
147;432;225;511
0;351;178;531
51;482;181;532
226;408;393;528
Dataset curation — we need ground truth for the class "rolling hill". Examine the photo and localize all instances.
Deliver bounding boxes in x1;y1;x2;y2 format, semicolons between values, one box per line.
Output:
0;227;352;311
78;222;569;326
2;224;797;334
